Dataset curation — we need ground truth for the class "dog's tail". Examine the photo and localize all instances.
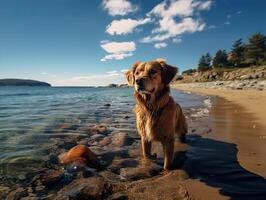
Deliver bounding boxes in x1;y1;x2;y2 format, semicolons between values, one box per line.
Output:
175;104;188;142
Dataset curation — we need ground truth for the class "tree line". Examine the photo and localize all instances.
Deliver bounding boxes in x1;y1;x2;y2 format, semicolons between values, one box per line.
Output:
184;33;266;74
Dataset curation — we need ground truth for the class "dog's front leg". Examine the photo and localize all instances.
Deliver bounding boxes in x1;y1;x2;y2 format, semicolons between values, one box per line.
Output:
162;138;174;170
141;137;152;158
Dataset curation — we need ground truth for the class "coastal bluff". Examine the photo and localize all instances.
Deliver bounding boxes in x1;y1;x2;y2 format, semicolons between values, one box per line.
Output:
0;79;51;86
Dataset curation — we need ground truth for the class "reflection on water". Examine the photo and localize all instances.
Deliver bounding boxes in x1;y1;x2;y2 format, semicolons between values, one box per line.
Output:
183;97;266;200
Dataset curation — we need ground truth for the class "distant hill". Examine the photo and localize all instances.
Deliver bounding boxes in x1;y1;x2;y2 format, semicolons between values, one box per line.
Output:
0;79;51;86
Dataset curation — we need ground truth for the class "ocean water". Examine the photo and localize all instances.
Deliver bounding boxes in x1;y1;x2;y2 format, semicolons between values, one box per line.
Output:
0;86;206;183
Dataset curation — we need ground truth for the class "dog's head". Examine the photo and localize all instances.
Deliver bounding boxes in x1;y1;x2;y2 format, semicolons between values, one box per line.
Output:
125;59;177;94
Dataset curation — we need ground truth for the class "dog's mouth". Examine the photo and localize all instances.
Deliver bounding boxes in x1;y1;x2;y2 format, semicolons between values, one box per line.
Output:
137;87;155;94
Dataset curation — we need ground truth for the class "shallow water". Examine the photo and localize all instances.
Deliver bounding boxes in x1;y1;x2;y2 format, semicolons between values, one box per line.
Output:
0;86;205;184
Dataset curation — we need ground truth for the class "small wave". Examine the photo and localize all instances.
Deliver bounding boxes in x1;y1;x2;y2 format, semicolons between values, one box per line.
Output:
203;98;212;108
191;108;210;117
0;93;31;97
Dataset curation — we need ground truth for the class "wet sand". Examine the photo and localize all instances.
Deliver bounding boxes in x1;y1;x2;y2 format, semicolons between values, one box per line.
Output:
172;84;266;199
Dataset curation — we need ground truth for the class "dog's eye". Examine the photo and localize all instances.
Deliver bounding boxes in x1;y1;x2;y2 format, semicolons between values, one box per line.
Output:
149;70;156;76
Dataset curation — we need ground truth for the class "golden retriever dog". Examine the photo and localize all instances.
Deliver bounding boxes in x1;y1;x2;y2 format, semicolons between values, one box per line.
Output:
125;59;187;170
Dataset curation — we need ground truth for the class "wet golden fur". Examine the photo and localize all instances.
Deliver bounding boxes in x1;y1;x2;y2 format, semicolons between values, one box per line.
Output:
125;59;187;170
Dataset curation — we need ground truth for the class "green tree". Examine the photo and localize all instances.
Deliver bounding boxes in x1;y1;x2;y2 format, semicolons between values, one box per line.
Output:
244;33;266;65
213;49;228;68
198;53;212;72
229;39;245;67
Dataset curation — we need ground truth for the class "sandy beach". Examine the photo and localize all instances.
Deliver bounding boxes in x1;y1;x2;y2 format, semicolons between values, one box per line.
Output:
172;83;266;199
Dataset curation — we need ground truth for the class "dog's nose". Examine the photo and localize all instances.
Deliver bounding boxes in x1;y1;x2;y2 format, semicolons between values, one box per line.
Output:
136;78;144;86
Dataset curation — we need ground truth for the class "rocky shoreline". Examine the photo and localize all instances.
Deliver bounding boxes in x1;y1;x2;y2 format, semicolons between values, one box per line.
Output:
177;65;266;83
1;121;193;200
172;80;266;91
2;104;208;199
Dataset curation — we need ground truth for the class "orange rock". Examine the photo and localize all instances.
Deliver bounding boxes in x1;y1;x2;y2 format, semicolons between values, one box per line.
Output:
59;145;96;166
58;123;72;130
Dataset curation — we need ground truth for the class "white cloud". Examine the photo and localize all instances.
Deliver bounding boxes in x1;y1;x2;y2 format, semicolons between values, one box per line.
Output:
52;71;127;86
106;18;151;35
101;53;133;61
141;17;205;43
154;42;168;49
41;72;47;75
148;0;212;18
101;41;136;53
172;38;182;44
120;69;129;73
208;25;216;29
100;41;136;61
141;0;211;43
102;0;138;16
197;0;212;10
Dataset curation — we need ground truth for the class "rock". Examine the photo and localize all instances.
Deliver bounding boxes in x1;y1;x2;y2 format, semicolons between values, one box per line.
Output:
57;138;77;150
54;177;111;199
90;125;108;135
108;84;118;88
104;103;111;107
120;162;162;181
59;145;101;169
40;169;64;187
240;75;252;80
119;170;189;200
7;187;28;200
79;124;108;135
119;84;130;88
99;137;112;146
57;123;77;131
0;186;11;199
111;132;134;147
78;138;89;145
91;134;105;141
48;153;59;164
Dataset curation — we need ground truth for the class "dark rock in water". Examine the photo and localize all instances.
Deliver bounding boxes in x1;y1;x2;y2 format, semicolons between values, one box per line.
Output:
111;132;134;147
54;177;111;199
40;169;64;187
79;124;108;135
57;123;73;131
57;138;77;150
123;115;130;119
48;153;59;164
104;103;111;107
64;164;97;178
91;134;105;141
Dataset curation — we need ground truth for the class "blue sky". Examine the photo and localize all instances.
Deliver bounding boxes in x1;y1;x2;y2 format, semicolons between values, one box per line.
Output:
0;0;265;86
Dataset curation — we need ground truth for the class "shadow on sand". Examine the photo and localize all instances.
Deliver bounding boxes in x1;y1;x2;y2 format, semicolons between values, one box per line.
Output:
178;134;266;200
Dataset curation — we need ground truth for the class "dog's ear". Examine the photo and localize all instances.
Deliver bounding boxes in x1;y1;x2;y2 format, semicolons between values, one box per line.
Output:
125;61;140;86
156;59;177;84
